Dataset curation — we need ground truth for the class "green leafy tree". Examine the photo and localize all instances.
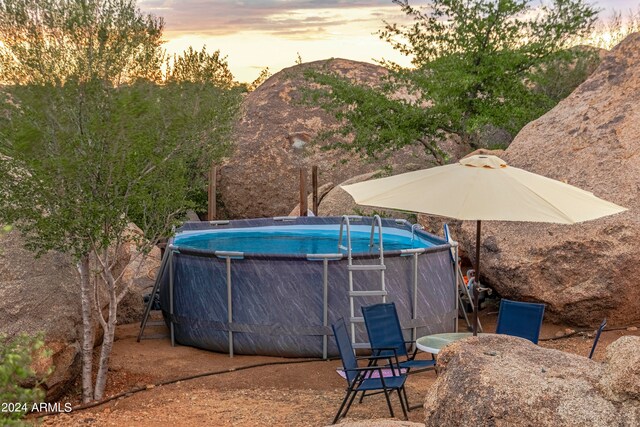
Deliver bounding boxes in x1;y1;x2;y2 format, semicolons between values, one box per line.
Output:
0;0;240;402
305;0;597;164
0;334;48;425
247;67;272;91
164;46;242;216
166;46;235;87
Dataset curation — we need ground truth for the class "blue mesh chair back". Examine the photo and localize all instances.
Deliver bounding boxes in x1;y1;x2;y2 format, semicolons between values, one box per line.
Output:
332;319;359;384
588;318;607;359
495;299;546;344
362;302;408;358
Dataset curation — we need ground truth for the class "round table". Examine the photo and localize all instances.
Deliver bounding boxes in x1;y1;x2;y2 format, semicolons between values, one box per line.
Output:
416;332;484;354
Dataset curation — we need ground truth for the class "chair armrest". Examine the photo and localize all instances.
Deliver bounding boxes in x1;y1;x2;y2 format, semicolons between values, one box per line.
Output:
356;354;396;361
366;347;403;371
343;365;404;384
343;366;388;373
370;346;401;357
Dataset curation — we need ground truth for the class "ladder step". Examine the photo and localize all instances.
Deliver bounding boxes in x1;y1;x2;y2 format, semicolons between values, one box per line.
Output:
348;265;386;271
349;290;388;297
146;320;166;327
350;317;365;323
140;333;169;340
352;342;371;349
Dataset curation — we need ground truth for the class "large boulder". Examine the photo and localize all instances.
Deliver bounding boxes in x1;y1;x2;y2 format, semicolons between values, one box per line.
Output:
600;336;640;402
424;335;640;426
455;34;640;326
288;182;335;216
317;171;384;217
113;224;162;325
0;229;81;401
219;58;440;219
0;226;160;400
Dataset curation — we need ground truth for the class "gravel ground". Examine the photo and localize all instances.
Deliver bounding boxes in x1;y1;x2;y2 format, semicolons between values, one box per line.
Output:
32;311;640;426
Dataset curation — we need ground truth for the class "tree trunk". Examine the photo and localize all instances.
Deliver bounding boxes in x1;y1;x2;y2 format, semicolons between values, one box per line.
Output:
93;265;118;400
78;254;95;403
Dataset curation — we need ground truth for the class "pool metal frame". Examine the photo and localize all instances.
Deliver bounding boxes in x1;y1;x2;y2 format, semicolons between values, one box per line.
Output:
138;215;459;358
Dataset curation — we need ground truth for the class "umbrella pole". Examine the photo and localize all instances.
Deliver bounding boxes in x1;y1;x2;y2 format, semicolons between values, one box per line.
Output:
473;220;481;336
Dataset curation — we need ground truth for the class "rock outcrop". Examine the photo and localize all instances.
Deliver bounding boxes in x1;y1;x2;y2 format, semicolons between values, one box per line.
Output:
0;229;81;401
317;171;383;217
113;224;162;325
454;34;640;326
315;171;417;219
600;336;640;403
288;182;334;216
424;335;640;426
219;58;461;219
0;226;160;400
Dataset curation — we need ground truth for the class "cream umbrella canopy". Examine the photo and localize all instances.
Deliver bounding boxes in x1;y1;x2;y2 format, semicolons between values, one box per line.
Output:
341;154;627;334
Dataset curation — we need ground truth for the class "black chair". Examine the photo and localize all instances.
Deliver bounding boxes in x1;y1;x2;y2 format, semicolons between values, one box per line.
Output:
588;318;607;359
495;299;546;344
362;302;436;373
331;318;408;424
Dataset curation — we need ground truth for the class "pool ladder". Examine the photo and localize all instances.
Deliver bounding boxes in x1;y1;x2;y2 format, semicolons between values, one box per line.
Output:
338;215;387;349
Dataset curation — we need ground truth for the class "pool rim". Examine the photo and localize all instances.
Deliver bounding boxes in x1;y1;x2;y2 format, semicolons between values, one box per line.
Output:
168;216;451;260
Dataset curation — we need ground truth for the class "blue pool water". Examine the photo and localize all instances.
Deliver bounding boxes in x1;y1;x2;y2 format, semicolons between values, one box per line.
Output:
173;224;436;255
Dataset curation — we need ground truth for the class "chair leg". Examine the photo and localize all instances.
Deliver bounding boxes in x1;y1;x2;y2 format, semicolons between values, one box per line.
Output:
402;386;411;411
333;390;353;424
383;389;395;419
340;386;361;420
396;389;408;420
432;354;438;376
359;357;378;404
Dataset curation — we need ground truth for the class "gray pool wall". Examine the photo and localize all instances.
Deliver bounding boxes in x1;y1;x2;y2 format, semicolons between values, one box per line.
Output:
159;216;457;357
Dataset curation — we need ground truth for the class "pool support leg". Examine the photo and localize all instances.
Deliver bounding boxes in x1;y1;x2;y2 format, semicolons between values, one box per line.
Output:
323;258;329;360
226;256;234;358
454;243;460;333
169;250;175;347
412;252;418;348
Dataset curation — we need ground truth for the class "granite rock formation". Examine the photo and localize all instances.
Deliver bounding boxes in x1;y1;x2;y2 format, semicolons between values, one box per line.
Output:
219;58;468;219
0;227;159;400
317;171;384;217
424;335;640;426
452;34;640;326
288;182;334;216
0;229;81;401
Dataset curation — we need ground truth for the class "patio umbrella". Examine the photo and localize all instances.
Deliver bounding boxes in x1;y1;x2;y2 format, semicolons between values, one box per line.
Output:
341;154;627;335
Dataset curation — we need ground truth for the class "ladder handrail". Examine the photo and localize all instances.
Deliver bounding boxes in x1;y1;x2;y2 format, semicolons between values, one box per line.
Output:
368;214;385;257
411;223;423;243
338;215;353;262
340;215;387;349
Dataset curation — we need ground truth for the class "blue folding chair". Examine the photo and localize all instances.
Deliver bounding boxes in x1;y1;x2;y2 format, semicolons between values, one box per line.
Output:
588;318;607;359
495;299;546;344
331;318;408;424
362;302;436;373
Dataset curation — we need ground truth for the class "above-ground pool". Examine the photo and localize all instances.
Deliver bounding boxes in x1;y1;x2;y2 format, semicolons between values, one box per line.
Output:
157;216;457;357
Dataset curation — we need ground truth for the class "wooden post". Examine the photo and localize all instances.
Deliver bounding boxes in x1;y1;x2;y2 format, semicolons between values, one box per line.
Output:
208;164;217;221
299;168;308;217
312;165;318;215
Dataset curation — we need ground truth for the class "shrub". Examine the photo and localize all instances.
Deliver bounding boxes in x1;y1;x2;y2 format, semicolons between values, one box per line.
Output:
0;334;48;425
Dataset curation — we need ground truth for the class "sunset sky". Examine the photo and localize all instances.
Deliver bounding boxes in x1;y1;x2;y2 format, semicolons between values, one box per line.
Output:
139;0;640;83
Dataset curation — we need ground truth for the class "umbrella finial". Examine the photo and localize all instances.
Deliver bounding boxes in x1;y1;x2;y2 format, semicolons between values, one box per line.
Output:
460;155;507;169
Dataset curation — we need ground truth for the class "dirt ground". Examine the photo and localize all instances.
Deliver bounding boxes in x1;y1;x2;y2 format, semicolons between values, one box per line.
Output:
34;310;640;427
